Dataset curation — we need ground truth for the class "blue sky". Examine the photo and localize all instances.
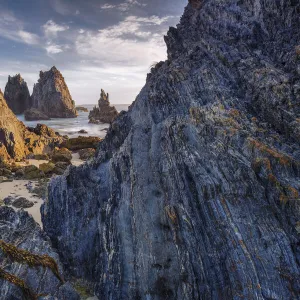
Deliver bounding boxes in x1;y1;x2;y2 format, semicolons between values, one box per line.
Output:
0;0;186;104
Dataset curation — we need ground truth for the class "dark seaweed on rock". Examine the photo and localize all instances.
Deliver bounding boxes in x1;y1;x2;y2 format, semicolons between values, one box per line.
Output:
43;1;300;299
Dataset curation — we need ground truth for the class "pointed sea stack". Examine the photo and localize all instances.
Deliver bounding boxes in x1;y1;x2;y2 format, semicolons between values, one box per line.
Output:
88;89;118;124
30;66;77;119
4;74;32;114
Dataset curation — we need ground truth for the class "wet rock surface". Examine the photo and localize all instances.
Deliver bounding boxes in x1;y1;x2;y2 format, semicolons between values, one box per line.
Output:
62;136;102;151
4;74;32;115
11;197;34;208
89;89;118;124
43;1;300;300
0;206;79;299
31;66;77;119
24;108;51;121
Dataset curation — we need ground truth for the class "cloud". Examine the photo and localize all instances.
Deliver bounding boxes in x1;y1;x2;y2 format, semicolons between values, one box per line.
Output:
18;30;40;45
0;10;39;45
43;20;69;38
100;4;116;9
45;44;63;54
101;0;147;12
75;15;176;66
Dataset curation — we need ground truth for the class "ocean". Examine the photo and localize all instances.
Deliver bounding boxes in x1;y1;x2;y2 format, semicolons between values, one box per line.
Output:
17;104;130;139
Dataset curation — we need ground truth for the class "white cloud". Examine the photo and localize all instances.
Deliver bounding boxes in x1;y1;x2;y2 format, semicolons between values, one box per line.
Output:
0;10;39;45
100;4;116;9
79;29;85;34
101;0;146;12
45;44;63;54
43;20;69;38
75;15;175;67
18;30;39;45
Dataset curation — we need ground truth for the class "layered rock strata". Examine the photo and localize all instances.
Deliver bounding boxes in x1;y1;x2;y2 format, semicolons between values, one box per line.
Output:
0;206;79;299
43;1;300;299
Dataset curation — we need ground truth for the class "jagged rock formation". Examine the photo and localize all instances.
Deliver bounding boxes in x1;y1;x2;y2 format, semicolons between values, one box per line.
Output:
0;90;65;161
4;74;32;114
89;89;118;124
31;66;77;119
43;1;300;299
0;207;79;299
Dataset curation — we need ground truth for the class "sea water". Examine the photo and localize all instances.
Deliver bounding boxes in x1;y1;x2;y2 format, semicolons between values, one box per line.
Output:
17;104;129;138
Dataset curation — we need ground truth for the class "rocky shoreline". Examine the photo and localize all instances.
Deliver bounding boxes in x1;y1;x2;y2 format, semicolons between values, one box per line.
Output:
1;0;300;299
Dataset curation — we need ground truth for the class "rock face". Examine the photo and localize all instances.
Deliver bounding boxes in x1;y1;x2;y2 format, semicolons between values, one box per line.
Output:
31;66;77;119
4;74;32;114
0;207;79;299
24;108;51;121
89;89;118;124
43;1;300;300
0;90;65;161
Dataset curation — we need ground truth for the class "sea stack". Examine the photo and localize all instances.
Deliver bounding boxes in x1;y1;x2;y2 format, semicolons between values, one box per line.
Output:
29;66;77;119
88;89;118;124
4;74;32;114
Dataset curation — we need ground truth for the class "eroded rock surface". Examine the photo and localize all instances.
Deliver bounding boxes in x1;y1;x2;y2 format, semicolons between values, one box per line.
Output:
31;66;77;119
89;89;118;124
4;74;32;114
43;1;300;299
0;207;79;299
0;90;65;161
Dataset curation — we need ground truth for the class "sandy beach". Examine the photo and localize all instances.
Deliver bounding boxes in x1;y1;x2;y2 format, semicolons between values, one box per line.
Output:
0;157;84;227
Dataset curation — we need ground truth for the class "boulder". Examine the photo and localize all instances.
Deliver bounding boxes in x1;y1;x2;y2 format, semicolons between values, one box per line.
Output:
24;165;44;180
78;129;88;134
4;74;32;114
31;66;77;119
62;136;102;151
51;148;72;163
39;162;56;175
12;197;34;209
78;148;95;160
53;162;69;175
24;108;50;121
88;89;118;124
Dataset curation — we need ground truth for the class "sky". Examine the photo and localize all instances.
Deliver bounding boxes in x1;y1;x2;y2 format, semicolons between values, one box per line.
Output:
0;0;186;105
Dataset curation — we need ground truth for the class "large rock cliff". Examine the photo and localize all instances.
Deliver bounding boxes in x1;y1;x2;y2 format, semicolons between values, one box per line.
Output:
31;66;77;119
4;74;32;114
43;1;300;299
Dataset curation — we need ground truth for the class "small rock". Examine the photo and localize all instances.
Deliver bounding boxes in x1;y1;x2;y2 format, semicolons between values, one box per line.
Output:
24;108;50;121
78;129;88;134
39;162;56;175
78;148;96;160
12;197;34;209
4;196;13;205
51;148;72;163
